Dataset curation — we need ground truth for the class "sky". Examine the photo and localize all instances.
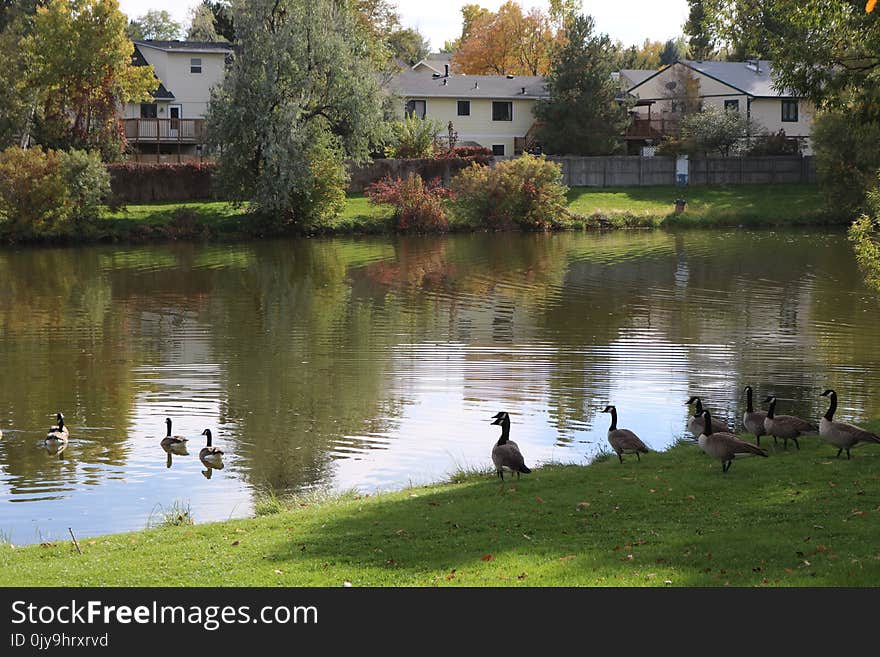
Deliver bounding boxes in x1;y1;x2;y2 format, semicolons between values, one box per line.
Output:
118;0;690;50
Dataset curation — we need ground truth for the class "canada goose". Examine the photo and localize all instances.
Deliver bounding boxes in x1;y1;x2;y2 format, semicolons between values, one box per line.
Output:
160;417;188;448
763;395;818;450
685;397;731;437
489;411;531;480
199;428;224;465
819;389;880;459
44;412;69;445
601;405;649;463
698;409;767;472
742;386;768;445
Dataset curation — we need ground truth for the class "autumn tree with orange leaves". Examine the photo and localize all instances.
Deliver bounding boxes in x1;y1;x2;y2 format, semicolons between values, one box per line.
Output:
451;1;556;76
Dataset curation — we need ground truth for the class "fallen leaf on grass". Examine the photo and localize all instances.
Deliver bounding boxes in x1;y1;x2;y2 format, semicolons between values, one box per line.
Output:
535;496;545;504
517;573;528;580
427;501;442;507
784;568;794;575
481;554;495;561
87;540;97;546
559;555;576;562
684;495;696;500
231;541;240;547
576;502;591;509
274;569;284;575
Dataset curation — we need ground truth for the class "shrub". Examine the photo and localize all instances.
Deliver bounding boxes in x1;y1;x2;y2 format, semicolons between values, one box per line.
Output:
60;149;110;222
385;114;443;159
0;146;71;237
435;145;493;164
680;106;756;156
451;153;569;230
746;129;804;156
812;110;880;215
365;172;454;232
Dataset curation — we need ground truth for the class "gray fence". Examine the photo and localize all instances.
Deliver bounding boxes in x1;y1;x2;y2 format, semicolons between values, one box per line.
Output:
548;155;816;187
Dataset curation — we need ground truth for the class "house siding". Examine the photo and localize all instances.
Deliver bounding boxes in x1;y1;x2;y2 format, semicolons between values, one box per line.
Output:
399;97;539;155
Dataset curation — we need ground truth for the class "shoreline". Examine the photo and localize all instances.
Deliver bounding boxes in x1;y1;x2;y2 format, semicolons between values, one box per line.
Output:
0;185;844;247
3;425;878;587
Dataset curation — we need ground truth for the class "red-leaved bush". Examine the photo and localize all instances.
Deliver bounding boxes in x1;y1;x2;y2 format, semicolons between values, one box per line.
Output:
365;173;454;232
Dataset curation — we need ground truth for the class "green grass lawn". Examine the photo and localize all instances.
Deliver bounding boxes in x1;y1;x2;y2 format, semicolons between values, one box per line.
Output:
4;423;879;587
567;184;833;227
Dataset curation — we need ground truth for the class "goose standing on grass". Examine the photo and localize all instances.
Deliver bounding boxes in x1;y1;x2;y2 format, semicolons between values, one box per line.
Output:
742;386;768;445
489;411;531;480
686;397;731;437
199;428;224;468
698;409;767;472
601;405;649;463
819;389;880;459
44;412;69;446
160;418;188;450
763;395;818;450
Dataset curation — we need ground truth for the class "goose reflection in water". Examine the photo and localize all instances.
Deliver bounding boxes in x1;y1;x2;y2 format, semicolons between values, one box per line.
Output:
199;454;224;479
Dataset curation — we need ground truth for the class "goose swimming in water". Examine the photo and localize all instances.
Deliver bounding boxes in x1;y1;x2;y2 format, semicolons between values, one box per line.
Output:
199;428;224;467
160;418;188;449
45;412;69;445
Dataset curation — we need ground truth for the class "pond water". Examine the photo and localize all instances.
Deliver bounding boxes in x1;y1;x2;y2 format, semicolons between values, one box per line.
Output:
1;229;879;544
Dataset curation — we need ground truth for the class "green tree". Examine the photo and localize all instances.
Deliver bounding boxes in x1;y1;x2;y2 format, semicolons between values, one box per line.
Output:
125;9;182;40
187;2;224;41
204;0;234;41
534;14;627;155
387;27;429;66
684;0;715;60
615;39;664;70
660;38;687;65
23;0;157;158
207;0;385;228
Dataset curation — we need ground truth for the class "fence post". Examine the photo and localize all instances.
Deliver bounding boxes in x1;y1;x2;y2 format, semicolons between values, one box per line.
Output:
638;156;643;185
603;157;608;187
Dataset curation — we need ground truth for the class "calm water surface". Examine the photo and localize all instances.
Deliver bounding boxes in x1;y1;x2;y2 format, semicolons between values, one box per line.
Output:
1;229;879;543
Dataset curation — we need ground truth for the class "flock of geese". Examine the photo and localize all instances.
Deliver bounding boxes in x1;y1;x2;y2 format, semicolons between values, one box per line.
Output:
42;415;225;476
490;387;880;477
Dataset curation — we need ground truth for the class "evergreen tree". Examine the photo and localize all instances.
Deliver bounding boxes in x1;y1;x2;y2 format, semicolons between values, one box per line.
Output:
534;14;627;155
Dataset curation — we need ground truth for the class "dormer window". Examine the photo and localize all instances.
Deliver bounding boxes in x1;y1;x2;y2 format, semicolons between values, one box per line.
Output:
190;58;202;74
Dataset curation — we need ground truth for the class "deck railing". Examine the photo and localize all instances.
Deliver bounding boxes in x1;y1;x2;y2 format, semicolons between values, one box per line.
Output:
123;118;206;143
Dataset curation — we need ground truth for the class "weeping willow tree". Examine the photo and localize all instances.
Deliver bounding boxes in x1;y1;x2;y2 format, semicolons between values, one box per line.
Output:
206;0;386;228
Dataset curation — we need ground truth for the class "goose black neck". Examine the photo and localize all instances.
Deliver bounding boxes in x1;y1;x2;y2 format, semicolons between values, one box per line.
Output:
608;408;617;432
824;392;837;421
767;398;776;419
166;421;172;437
496;418;510;445
746;387;753;413
703;410;713;436
205;430;212;447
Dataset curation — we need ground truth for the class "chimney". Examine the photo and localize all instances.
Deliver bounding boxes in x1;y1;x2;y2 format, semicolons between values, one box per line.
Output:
521;87;526;95
473;81;478;89
444;64;449;77
442;78;448;85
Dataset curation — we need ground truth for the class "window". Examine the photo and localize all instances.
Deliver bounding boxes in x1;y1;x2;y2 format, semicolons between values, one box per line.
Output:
190;57;202;74
782;99;798;122
140;103;158;118
492;101;512;121
492;144;505;156
457;100;470;116
405;99;426;119
724;99;740;112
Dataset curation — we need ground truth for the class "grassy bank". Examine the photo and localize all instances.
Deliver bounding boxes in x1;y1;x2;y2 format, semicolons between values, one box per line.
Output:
3;424;879;587
567;184;834;227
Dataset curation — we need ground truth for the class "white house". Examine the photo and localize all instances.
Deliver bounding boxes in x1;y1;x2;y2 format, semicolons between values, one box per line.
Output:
390;69;548;157
123;40;233;160
621;59;815;154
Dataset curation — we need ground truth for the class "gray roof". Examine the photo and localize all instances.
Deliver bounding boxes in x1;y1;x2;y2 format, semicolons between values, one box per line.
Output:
391;70;548;100
134;40;233;53
620;69;656;87
627;60;795;98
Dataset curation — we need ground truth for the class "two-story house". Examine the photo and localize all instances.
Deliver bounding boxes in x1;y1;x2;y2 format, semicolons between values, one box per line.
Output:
123;40;233;161
621;59;815;154
390;68;548;157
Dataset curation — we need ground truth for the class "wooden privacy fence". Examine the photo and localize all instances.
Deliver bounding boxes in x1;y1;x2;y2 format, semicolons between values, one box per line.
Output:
548;155;817;187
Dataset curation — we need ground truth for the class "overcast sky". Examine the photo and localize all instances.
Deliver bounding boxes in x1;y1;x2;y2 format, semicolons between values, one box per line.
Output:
118;0;690;49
